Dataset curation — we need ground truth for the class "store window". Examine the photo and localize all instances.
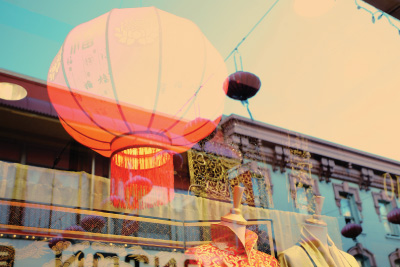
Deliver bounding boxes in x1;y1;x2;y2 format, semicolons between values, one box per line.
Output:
296;184;314;214
372;191;399;236
289;173;320;214
333;182;362;224
339;192;361;224
379;201;399;236
348;243;377;267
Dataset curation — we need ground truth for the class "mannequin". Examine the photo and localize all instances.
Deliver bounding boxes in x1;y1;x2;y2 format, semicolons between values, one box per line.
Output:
303;196;328;249
278;197;359;267
185;186;280;267
217;186;247;247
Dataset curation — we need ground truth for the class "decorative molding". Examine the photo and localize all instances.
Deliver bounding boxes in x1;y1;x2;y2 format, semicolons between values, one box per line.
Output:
371;190;397;221
219;115;400;194
319;157;335;183
273;146;289;173
348;243;377;267
389;248;400;267
220;114;400;177
333;182;363;215
360;168;374;191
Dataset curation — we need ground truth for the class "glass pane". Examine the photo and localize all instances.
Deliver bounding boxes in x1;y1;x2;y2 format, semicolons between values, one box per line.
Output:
379;202;388;216
297;186;309;214
340;198;352;218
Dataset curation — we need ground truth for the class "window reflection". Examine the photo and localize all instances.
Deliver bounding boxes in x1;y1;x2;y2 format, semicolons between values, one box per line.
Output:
379;201;399;236
340;193;360;224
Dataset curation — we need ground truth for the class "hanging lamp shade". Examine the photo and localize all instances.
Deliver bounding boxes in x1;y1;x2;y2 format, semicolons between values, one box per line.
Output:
47;7;227;209
223;71;261;101
341;223;362;239
388;208;400;224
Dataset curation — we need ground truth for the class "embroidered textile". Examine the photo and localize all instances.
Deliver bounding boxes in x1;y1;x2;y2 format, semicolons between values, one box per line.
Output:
186;228;279;267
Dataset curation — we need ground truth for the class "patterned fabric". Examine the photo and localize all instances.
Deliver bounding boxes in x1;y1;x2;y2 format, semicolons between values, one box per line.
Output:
186;228;280;267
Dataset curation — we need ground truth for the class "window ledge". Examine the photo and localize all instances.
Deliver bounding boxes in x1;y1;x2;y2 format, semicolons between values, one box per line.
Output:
385;234;400;240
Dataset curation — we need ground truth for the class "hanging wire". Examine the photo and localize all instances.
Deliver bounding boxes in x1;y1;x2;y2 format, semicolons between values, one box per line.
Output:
355;0;400;35
241;100;254;121
224;0;281;62
233;49;243;71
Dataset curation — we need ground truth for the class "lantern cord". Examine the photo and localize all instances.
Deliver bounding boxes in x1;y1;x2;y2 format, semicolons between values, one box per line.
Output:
355;0;400;34
224;0;281;62
241;100;254;121
233;49;243;71
160;73;215;134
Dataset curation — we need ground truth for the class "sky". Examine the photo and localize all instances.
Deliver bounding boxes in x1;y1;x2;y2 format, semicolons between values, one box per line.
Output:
1;0;400;162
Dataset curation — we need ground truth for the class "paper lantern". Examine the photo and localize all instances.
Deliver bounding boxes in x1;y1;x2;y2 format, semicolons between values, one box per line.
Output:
47;7;227;209
223;71;261;101
388;208;400;224
341;223;362;239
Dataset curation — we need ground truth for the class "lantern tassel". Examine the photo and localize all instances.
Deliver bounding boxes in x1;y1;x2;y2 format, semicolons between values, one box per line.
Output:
110;147;174;210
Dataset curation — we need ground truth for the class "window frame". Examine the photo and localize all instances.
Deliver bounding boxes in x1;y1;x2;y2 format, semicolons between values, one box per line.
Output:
372;190;399;236
289;173;320;213
333;182;363;222
389;248;400;267
348;243;377;267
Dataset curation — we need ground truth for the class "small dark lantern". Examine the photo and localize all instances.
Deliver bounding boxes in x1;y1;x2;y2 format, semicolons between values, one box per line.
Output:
341;223;362;239
388;208;400;224
223;71;261;101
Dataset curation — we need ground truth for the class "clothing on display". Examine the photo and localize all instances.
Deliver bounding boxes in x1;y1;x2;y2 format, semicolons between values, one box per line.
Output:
185;186;280;267
278;218;358;267
186;226;280;267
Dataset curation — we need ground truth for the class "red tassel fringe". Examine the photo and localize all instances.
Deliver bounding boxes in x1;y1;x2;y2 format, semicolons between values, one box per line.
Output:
110;147;174;209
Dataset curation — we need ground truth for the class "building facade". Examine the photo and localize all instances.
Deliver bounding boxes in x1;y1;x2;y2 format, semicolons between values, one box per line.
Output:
0;69;400;266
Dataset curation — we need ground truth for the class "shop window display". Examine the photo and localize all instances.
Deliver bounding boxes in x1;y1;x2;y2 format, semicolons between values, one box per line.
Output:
1;3;400;265
278;197;358;267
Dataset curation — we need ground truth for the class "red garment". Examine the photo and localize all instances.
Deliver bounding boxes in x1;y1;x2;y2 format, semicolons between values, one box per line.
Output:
186;228;280;267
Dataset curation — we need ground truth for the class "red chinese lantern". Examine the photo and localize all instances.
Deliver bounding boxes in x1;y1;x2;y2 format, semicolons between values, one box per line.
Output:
388;208;400;224
223;71;261;101
47;7;227;209
341;223;362;239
